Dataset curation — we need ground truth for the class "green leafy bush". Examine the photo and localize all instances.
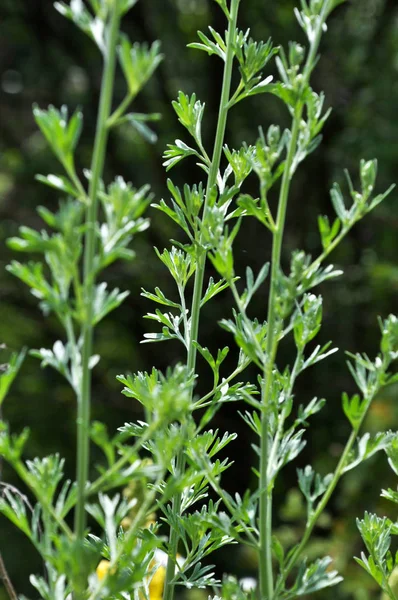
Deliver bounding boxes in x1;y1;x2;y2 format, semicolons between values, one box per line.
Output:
0;0;397;599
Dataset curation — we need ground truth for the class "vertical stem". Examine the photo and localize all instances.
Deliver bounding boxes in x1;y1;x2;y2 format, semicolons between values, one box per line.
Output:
188;0;241;373
87;473;165;600
259;111;302;600
280;428;357;583
162;2;241;600
43;510;56;594
258;7;329;599
275;377;381;597
74;0;121;544
0;554;18;600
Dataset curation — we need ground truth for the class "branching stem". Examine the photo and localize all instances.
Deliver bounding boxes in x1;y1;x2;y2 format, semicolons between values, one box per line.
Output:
107;92;133;128
259;104;301;600
274;429;357;596
87;473;165;600
205;470;259;548
193;356;251;410
258;7;329;599
274;379;382;597
163;3;241;600
75;0;121;551
13;461;73;539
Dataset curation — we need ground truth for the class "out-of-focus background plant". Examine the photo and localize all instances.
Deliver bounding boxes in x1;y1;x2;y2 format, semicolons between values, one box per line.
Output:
0;0;397;597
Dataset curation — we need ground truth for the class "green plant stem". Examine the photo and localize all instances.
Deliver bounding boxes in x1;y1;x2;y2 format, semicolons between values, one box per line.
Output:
65;162;88;202
73;266;85;317
88;473;164;600
274;428;357;597
259;109;301;600
64;315;79;395
107;92;133;128
13;461;73;539
205;469;258;548
384;579;398;600
177;284;190;348
75;0;121;545
274;379;383;597
266;350;303;484
86;421;159;497
60;421;160;520
163;3;240;600
193;356;251;409
0;553;18;600
258;9;329;599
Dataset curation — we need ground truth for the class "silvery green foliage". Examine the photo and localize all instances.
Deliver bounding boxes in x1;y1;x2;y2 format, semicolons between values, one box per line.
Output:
0;0;397;598
356;422;398;600
0;0;181;597
139;0;397;599
0;347;25;406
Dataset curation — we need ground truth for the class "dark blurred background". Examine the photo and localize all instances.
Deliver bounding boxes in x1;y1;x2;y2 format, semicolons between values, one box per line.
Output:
1;0;398;597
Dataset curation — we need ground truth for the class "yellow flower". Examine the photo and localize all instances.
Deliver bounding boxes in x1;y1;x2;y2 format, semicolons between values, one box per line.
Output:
95;557;167;600
148;562;166;600
95;515;166;595
96;559;111;581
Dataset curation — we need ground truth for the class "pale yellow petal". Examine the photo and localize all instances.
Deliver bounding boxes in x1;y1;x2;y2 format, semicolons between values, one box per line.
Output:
149;565;166;600
96;559;111;581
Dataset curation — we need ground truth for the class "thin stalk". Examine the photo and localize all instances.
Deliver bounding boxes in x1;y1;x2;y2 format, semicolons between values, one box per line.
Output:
64;315;80;395
13;462;73;539
258;8;329;599
107;92;133;128
259;110;301;600
385;580;398;600
226;80;244;110
88;473;164;600
266;350;303;483
72;265;85;318
205;469;259;548
274;428;357;596
163;3;241;600
177;283;190;348
194;356;251;409
53;421;160;520
274;381;383;597
65;163;88;203
86;421;159;497
75;0;121;543
0;554;18;600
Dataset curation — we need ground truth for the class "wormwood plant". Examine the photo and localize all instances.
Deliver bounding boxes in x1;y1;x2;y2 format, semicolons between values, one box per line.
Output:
140;0;398;599
1;0;172;597
1;0;398;600
355;432;398;600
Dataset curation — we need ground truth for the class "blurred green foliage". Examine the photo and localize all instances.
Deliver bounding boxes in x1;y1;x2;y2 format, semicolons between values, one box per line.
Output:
0;0;398;596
